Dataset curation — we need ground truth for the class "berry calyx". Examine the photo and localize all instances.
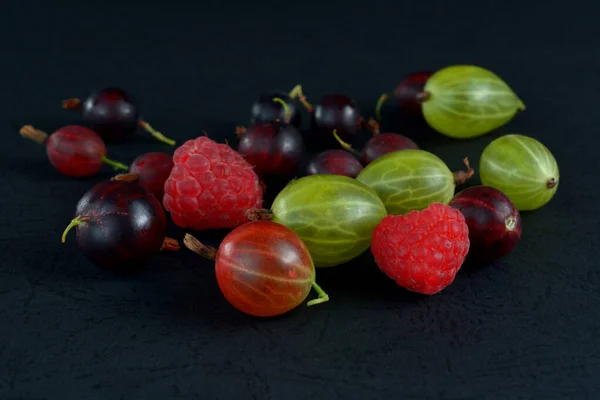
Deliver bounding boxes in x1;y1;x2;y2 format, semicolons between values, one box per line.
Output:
19;124;128;176
288;84;313;112
62;88;176;145
452;158;475;185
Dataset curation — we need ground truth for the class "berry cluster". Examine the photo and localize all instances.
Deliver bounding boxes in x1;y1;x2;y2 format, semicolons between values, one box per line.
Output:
23;64;560;318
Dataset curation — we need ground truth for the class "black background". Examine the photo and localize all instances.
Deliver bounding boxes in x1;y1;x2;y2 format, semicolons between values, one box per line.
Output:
1;0;598;399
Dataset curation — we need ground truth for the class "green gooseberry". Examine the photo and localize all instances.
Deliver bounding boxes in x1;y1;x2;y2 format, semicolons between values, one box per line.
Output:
421;65;525;139
248;174;387;268
480;134;559;211
356;149;474;215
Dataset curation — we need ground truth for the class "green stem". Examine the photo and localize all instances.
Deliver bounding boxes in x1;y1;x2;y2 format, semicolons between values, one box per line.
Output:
61;216;90;243
138;120;176;146
272;97;291;123
101;155;128;171
288;84;313;112
332;130;361;157
375;92;392;121
307;281;329;306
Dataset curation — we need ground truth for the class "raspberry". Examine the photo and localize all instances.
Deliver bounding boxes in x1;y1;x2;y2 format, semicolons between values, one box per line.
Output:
371;203;470;295
163;136;263;230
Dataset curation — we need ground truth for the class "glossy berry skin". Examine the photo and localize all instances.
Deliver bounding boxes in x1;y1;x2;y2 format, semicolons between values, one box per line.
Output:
163;136;263;230
312;94;362;143
251;92;301;127
47;125;108;178
394;71;433;115
362;133;419;165
80;88;139;143
371;203;470;295
238;122;305;177
72;180;167;273
306;150;363;178
215;220;316;317
449;186;522;262
129;152;174;201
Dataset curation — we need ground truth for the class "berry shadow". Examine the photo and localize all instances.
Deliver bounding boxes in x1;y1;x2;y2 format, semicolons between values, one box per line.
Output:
313;250;428;304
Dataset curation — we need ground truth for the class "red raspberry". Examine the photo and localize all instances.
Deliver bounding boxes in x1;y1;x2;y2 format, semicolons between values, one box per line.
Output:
163;136;263;230
371;203;470;295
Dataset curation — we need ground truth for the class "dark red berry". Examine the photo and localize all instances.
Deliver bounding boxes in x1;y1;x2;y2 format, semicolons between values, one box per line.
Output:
375;71;433;119
61;180;179;274
449;186;522;263
306;149;363;178
333;119;419;165
251;90;301;127
62;88;175;145
116;152;174;201
236;122;305;177
311;94;363;143
19;124;128;178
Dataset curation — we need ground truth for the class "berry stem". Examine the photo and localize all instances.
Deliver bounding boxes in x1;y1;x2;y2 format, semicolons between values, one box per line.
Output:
112;173;138;182
101;156;129;171
235;126;247;138
288;84;313;112
375;92;392;121
364;118;381;136
61;216;90;243
246;208;273;221
183;233;218;260
161;237;180;251
62;98;82;111
272;97;291;124
332;130;361;157
307;281;329;306
452;157;475;185
19;125;49;145
138;120;176;146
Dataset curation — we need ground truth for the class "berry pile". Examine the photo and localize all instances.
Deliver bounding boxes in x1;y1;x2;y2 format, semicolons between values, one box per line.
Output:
22;66;559;317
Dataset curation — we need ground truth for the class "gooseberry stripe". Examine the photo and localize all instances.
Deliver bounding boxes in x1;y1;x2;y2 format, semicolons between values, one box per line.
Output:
219;257;314;285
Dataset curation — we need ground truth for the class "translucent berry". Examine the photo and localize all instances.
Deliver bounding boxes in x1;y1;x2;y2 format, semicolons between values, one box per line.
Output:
449;186;522;262
61;180;179;273
375;71;433;119
248;174;387;267
479;134;559;211
19;124;128;178
237;98;305;177
371;203;470;295
163;135;263;230
183;221;329;317
357;150;474;215
333;119;419;165
306;149;363;178
420;65;525;139
62;87;175;145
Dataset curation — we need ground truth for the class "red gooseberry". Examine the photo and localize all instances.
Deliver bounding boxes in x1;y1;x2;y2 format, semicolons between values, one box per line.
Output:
333;119;419;165
19;124;128;178
113;152;174;201
449;185;522;263
183;220;329;317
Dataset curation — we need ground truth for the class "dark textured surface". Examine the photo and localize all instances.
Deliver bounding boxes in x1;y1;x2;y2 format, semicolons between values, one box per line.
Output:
1;0;598;399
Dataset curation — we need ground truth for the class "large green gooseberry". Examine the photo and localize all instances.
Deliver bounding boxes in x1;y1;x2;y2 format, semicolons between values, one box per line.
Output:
480;134;559;211
254;174;387;268
356;149;474;215
421;65;525;139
